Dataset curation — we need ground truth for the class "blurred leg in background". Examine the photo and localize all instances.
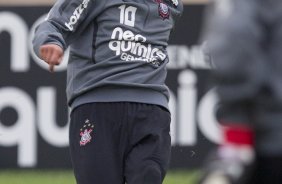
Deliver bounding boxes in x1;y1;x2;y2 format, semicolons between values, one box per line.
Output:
199;0;282;183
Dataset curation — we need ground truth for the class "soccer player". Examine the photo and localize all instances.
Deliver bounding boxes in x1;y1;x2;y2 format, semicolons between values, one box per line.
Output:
199;0;282;184
33;0;183;184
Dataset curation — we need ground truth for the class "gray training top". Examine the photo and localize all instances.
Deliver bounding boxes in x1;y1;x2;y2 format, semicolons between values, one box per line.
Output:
33;0;183;110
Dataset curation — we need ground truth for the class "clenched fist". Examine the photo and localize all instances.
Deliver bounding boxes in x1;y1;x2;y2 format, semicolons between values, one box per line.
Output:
39;44;64;72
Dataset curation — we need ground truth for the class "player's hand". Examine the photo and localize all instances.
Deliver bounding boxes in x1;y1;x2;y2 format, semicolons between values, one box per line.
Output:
39;44;64;72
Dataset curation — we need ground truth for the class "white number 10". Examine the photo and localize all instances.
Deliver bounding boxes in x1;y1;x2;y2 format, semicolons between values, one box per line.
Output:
119;5;137;27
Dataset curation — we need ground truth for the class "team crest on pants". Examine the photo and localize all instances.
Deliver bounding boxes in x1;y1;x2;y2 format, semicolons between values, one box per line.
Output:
79;119;94;146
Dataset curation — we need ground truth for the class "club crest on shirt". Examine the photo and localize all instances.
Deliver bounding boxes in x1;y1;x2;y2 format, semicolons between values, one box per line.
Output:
158;2;170;20
79;119;95;146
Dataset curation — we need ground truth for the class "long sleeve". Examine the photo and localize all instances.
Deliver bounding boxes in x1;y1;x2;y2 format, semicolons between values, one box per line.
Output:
32;0;105;57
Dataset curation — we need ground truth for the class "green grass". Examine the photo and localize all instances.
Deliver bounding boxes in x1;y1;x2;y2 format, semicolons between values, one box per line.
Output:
164;170;199;184
0;169;198;184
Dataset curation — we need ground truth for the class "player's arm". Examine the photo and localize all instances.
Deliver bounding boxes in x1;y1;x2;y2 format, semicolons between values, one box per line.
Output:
32;0;96;72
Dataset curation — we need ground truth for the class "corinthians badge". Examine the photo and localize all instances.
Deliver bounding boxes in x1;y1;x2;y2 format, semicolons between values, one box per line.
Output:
79;119;95;146
155;0;170;20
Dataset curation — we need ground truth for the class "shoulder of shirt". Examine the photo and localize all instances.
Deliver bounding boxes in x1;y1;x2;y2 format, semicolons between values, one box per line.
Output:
163;0;183;13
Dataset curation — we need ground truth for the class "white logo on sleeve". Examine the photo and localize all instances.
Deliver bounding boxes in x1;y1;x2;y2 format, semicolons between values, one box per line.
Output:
170;0;178;6
65;0;90;31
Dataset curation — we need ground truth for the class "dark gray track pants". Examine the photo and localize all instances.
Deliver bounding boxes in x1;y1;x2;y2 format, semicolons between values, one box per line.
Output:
69;102;171;184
